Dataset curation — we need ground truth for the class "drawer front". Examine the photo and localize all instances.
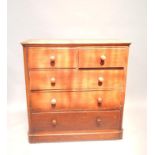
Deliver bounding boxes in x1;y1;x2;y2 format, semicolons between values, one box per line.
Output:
78;47;128;68
31;111;121;132
29;70;124;90
83;70;125;89
30;90;123;112
28;47;77;68
29;70;79;90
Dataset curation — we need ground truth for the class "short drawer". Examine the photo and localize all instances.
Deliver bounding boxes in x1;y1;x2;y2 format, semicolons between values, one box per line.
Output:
78;47;128;68
28;47;77;68
30;111;121;132
29;70;125;90
30;90;123;112
29;70;79;90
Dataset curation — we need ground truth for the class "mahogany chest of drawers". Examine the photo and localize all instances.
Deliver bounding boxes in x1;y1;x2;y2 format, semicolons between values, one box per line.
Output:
22;40;130;143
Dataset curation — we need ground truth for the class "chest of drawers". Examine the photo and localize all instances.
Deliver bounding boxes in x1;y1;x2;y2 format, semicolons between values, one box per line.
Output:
22;40;130;143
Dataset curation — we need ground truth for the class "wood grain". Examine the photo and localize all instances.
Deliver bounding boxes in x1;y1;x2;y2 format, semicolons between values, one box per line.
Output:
78;47;128;68
29;130;122;143
30;111;121;133
23;47;32;133
30;90;123;112
29;70;125;90
22;40;130;143
28;47;77;69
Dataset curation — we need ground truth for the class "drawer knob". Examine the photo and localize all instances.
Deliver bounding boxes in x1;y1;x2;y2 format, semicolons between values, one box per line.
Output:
98;77;104;85
51;77;56;85
100;55;106;61
97;97;103;106
52;119;57;126
51;98;56;107
100;55;106;65
50;55;55;63
96;117;102;126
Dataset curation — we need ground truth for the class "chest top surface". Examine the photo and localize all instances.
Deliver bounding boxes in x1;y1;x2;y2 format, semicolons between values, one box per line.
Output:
21;39;131;46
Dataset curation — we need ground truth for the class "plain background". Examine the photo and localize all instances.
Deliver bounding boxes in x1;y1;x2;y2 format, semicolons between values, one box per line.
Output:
7;0;146;155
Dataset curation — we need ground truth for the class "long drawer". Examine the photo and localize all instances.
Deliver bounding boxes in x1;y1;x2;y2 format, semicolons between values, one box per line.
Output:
30;90;123;112
30;111;121;132
29;70;124;90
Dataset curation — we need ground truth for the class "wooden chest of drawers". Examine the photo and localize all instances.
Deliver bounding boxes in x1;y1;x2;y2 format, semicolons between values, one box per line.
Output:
22;40;130;143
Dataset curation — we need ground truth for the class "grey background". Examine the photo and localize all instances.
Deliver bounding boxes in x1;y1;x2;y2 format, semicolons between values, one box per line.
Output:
7;0;146;155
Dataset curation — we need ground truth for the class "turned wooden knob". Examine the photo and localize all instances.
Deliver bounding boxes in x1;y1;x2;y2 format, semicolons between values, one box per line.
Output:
96;117;102;126
52;119;57;126
100;55;106;61
51;98;56;107
97;97;103;105
98;77;104;83
50;55;55;63
51;77;56;85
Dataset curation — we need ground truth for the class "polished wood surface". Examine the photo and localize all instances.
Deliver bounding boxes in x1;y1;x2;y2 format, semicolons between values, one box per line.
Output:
30;90;123;112
21;39;131;46
78;47;128;68
28;47;77;69
29;70;125;90
29;130;122;143
22;40;130;143
23;47;32;133
30;111;121;132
